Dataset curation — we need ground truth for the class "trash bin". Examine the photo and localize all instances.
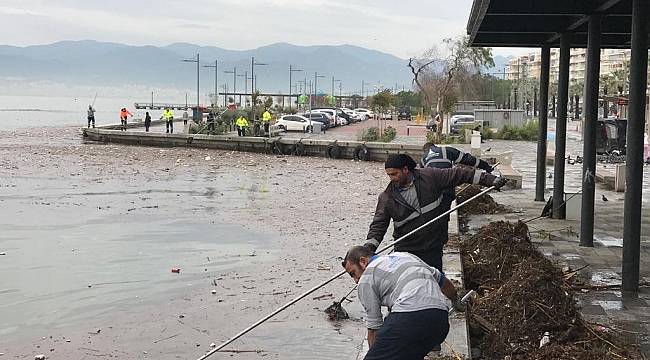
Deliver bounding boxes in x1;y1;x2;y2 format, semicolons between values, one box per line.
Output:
192;107;202;123
312;122;322;134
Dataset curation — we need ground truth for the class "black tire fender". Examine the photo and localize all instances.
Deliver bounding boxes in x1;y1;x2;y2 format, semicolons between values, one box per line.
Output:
353;145;370;161
326;143;342;159
272;141;284;155
187;136;194;144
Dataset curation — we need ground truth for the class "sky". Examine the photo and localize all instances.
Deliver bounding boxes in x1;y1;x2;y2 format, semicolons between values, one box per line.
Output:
0;0;530;58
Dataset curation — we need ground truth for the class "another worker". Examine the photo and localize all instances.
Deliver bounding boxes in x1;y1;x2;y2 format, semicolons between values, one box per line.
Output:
235;115;249;137
262;109;272;134
144;112;151;132
87;105;96;129
161;107;174;134
119;107;133;131
342;245;464;360
364;154;507;271
207;111;215;134
421;143;495;249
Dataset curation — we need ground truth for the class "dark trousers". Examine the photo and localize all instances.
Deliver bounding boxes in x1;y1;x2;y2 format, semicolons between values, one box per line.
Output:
411;249;443;272
166;120;173;133
263;122;269;134
364;309;449;360
87;116;95;128
208;122;215;134
120;119;127;131
237;127;246;136
144;121;151;132
183;119;188;125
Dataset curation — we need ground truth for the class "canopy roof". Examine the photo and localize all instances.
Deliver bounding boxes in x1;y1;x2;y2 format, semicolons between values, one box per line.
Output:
467;0;647;48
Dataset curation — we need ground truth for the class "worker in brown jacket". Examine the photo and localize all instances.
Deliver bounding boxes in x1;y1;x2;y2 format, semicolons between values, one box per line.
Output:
364;154;507;271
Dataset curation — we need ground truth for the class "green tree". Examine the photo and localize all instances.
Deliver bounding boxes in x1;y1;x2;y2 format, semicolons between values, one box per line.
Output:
372;90;394;110
263;96;273;110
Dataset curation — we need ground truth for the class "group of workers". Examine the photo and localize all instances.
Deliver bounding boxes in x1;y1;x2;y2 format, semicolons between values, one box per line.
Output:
341;144;507;360
86;105;272;137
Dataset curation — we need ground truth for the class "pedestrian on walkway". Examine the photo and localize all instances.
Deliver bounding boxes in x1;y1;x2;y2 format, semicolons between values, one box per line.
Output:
342;246;465;360
161;107;174;134
421;143;495;248
235;115;249;137
119;107;133;131
144;112;151;132
364;154;507;271
207;111;215;134
87;105;96;128
182;110;189;126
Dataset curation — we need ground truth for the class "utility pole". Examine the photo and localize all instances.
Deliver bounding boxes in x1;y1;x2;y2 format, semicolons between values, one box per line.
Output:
182;53;200;110
251;56;268;122
331;76;340;107
314;72;325;108
289;65;303;111
237;71;247;107
224;68;236;106
203;59;218;107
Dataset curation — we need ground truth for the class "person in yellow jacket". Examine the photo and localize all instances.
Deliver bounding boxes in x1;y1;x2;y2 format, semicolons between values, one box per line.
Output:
262;110;272;134
160;107;174;134
236;115;249;136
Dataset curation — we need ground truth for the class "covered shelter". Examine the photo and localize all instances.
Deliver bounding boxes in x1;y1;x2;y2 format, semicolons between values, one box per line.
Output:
467;0;649;293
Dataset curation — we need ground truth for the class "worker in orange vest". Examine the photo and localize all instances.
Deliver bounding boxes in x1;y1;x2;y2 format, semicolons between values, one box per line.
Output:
120;108;133;131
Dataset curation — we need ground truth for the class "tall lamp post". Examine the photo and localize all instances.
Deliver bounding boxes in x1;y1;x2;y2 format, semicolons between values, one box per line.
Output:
289;65;303;111
203;60;218;107
251;57;268;124
312;72;325;115
182;53;200;111
224;68;236;106
331;76;341;106
237;71;248;106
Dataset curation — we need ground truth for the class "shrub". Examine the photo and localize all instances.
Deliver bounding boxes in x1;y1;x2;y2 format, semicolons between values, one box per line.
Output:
381;126;397;142
496;120;539;141
360;127;380;141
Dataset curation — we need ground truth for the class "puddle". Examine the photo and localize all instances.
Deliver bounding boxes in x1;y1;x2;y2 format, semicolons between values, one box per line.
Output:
589;270;622;286
594;235;623;247
591;300;624;311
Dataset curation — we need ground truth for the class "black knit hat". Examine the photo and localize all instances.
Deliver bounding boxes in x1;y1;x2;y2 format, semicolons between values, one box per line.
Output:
385;154;417;170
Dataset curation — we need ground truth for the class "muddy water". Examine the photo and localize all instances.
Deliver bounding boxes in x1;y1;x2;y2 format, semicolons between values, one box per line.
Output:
0;127;382;359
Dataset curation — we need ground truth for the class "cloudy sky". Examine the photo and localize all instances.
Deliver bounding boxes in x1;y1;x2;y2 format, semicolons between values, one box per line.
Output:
0;0;528;58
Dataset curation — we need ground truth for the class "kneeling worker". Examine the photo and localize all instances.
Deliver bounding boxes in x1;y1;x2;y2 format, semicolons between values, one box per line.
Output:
342;245;465;360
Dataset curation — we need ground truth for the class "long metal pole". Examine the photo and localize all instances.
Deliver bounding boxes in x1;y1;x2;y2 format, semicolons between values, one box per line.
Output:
552;33;571;219
214;60;218;107
197;53;200;108
251;57;255;120
233;68;237;105
289;65;293;111
196;186;496;360
535;46;550;202
580;15;602;247
622;0;649;293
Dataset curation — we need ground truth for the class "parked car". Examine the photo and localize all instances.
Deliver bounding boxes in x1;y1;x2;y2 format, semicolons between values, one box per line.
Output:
276;114;313;132
354;108;374;120
450;114;476;134
397;107;412;121
379;110;393;120
312;108;341;126
342;109;364;123
302;112;333;129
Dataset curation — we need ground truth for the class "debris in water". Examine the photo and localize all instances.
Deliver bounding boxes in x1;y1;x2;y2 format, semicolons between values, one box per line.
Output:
324;301;349;321
35;355;46;360
171;267;180;273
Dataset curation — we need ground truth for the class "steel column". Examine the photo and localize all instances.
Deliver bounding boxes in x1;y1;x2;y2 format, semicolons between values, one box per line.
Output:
552;33;571;219
622;0;649;293
535;46;550;202
580;15;602;247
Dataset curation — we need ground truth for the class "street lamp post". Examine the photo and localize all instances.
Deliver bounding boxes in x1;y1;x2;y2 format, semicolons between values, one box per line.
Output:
224;68;236;106
331;76;341;107
203;60;218;107
237;71;248;106
182;53;200;111
289;65;303;111
250;57;268;132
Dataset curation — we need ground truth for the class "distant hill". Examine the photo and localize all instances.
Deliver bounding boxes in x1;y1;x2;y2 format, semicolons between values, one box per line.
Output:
0;40;413;95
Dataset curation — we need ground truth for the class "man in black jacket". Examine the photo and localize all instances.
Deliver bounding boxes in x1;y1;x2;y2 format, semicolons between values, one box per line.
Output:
364;154;507;271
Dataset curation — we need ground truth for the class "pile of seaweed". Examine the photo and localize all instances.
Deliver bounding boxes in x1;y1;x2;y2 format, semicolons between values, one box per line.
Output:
461;221;641;360
456;185;510;216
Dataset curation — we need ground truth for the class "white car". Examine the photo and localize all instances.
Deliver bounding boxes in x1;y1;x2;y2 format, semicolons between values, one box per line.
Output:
343;109;364;122
354;108;374;120
380;110;393;120
276;114;313;132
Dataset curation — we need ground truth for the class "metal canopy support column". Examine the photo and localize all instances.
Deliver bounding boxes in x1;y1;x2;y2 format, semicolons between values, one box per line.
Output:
579;15;602;247
535;46;551;202
552;33;571;219
622;0;649;294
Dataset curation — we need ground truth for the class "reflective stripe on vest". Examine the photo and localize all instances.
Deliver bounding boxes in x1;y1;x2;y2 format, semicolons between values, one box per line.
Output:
393;196;443;229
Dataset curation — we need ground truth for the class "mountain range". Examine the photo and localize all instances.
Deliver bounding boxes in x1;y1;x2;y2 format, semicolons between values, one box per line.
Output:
0;40;415;96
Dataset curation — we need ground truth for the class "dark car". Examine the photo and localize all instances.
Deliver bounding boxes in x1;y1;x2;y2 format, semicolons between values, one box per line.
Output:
397;107;411;121
302;112;331;129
